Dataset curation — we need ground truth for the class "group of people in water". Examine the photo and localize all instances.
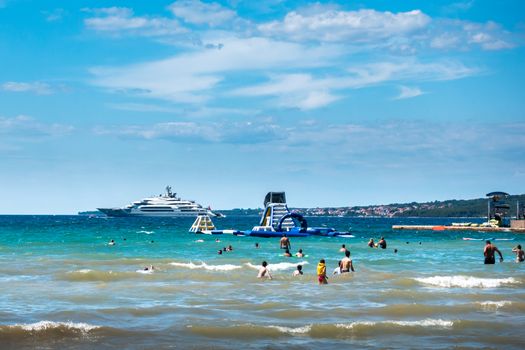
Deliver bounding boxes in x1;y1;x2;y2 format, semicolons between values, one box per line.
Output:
256;235;524;284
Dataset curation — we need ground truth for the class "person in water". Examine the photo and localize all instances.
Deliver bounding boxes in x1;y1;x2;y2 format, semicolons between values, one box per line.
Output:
217;250;222;255
293;265;303;276
108;239;115;246
340;250;355;273
143;265;154;271
317;259;327;284
255;243;259;248
283;249;292;257
339;244;348;253
227;245;233;251
368;238;376;248
295;249;304;258
512;245;525;262
377;237;387;249
484;240;503;264
280;234;291;250
333;260;342;275
257;261;272;279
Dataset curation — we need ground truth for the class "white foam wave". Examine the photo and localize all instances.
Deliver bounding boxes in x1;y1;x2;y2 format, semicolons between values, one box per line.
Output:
478;301;512;309
268;325;312;334
9;321;100;332
76;269;92;273
245;261;309;271
136;269;154;274
415;276;519;288
137;230;154;234
170;262;242;271
336;319;453;329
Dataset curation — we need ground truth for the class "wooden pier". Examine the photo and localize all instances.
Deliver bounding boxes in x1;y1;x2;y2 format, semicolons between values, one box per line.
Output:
392;225;525;233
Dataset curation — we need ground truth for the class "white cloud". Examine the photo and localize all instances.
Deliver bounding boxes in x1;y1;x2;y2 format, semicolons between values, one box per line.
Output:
258;8;431;42
232;59;475;109
2;81;54;95
0;115;74;137
43;8;66;22
94;118;285;144
168;0;237;26
84;7;187;37
394;85;424;100
90;36;341;103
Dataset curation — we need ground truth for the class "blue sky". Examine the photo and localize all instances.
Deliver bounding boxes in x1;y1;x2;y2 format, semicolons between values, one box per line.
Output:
0;0;524;214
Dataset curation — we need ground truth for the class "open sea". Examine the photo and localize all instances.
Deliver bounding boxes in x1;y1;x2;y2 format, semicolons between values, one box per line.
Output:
0;215;523;349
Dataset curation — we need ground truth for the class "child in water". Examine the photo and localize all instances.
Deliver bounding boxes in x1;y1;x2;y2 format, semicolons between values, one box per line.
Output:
293;265;303;276
317;259;327;284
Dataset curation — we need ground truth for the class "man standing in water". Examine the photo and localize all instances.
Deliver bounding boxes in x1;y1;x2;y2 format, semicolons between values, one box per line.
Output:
484;240;503;264
280;234;291;250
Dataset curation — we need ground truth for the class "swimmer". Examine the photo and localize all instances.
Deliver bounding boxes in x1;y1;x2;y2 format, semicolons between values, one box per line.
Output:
280;234;291;250
227;245;233;251
217;250;222;255
295;249;304;258
394;249;398;253
143;265;154;271
484;240;503;264
340;250;354;273
339;244;348;253
317;259;327;284
257;261;272;279
293;265;303;276
333;260;342;275
215;238;221;243
377;237;387;249
512;245;525;262
284;249;292;257
255;243;259;248
368;238;376;248
108;239;115;246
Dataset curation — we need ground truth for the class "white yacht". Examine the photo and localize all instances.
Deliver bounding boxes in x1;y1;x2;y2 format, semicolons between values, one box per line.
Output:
98;186;217;217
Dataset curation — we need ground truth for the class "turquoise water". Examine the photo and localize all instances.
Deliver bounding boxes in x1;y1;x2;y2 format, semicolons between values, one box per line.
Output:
0;215;524;349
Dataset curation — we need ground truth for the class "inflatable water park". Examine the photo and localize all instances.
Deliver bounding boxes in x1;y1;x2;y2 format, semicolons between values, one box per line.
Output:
189;192;352;237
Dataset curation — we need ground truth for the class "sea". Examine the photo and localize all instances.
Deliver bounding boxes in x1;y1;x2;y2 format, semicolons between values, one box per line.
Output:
0;215;523;349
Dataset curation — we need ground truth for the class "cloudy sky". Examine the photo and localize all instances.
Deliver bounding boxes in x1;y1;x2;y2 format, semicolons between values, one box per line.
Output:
1;0;524;214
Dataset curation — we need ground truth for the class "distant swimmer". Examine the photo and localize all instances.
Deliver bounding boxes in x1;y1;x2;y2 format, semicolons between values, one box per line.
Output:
215;238;221;243
484;240;503;264
377;237;387;249
340;250;355;273
339;244;348;253
143;265;154;271
280;234;291;250
333;260;342;275
512;245;525;262
257;261;272;279
227;245;233;251
317;259;327;284
255;243;260;248
295;249;304;258
368;238;376;248
108;239;115;246
217;250;222;255
293;265;303;276
284;249;292;257
394;249;398;254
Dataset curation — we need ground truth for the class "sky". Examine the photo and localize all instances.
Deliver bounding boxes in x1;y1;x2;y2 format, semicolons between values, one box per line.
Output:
0;0;524;214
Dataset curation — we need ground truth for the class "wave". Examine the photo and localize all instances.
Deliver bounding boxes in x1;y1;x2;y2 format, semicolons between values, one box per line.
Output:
245;261;309;271
335;319;453;329
1;321;100;333
477;301;512;309
414;276;519;288
187;319;454;339
169;262;242;271
137;230;154;234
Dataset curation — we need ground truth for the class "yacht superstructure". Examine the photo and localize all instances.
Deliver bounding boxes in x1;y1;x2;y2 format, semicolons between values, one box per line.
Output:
98;186;216;217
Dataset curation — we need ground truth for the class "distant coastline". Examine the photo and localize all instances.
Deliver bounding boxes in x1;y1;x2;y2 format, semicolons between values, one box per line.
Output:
218;194;525;218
